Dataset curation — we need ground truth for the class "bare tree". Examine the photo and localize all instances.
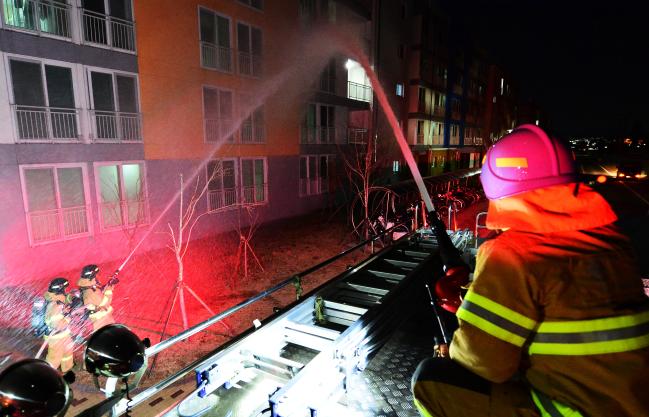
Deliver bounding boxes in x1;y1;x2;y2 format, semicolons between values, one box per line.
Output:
230;203;264;287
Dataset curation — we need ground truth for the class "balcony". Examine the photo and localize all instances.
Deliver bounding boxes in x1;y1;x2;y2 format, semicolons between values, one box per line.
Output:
2;0;71;38
347;81;372;102
82;9;136;52
99;200;148;229
27;205;90;244
90;110;142;142
241;184;267;205
13;105;79;142
204;118;233;143
207;187;238;212
238;52;262;77
299;178;320;196
347;127;368;144
201;42;232;72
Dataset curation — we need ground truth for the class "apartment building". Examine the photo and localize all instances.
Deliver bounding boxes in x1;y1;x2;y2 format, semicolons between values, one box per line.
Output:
0;0;144;281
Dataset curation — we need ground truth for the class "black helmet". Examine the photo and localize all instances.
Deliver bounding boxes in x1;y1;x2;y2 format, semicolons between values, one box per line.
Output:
48;278;69;294
81;264;99;279
0;359;71;417
85;325;146;379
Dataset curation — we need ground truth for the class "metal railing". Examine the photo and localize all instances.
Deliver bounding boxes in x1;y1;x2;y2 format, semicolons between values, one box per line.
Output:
347;127;368;144
200;42;232;72
13;105;79;141
2;0;71;37
319;126;335;143
90;110;142;142
241;184;267;204
99;200;148;229
204;117;233;143
82;9;136;51
299;178;320;196
300;125;336;144
238;51;262;77
347;81;372;102
240;119;264;143
28;205;90;244
207;188;237;211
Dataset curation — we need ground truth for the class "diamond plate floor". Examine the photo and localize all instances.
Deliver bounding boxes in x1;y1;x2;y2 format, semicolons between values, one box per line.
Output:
341;297;440;417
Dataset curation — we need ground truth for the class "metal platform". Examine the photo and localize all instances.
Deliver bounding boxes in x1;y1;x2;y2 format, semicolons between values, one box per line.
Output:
75;230;459;417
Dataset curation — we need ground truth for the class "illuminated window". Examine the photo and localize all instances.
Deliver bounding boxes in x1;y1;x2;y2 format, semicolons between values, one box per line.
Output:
393;160;400;172
95;161;148;231
396;83;404;97
3;0;71;38
20;163;92;245
500;77;504;95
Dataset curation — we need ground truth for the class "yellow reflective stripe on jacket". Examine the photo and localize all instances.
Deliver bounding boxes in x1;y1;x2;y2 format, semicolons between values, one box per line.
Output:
531;389;584;417
457;291;537;347
529;310;649;355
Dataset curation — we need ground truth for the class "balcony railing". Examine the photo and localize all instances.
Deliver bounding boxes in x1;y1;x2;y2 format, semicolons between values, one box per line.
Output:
238;52;262;77
201;42;232;72
28;205;90;244
347;127;368;144
13;105;79;142
240;118;264;143
207;188;237;212
90;110;142;142
82;9;136;52
99;200;148;229
241;184;267;205
3;0;71;37
205;118;233;143
347;81;372;102
299;178;320;196
301;125;336;144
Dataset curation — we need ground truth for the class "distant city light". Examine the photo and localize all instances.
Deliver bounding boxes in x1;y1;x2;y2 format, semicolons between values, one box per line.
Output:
535;119;539;126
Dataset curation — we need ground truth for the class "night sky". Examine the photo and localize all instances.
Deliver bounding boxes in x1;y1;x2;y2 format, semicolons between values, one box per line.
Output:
441;0;649;138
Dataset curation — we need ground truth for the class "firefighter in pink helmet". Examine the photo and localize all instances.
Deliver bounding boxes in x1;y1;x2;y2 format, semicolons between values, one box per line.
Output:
412;124;649;417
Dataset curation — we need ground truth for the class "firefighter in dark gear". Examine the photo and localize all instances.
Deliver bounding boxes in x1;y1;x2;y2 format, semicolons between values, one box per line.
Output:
43;278;74;373
412;125;649;417
78;265;116;332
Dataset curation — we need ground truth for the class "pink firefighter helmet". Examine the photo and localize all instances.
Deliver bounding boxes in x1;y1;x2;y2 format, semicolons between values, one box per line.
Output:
480;124;578;200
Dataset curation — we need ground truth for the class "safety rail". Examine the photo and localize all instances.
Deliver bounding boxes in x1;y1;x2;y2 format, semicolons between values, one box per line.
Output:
82;9;136;52
97;200;148;229
299;177;320;196
347;127;368;144
240;118;264;143
207;188;238;211
90;110;142;142
300;125;336;144
109;223;409;416
12;105;79;141
200;42;232;72
347;81;372;102
241;183;267;205
2;0;71;37
204;117;233;143
238;51;262;77
27;205;90;244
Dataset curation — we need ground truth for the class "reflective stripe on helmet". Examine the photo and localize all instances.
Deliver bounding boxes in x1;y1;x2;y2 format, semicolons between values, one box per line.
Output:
529;310;649;355
495;157;528;168
456;291;537;347
531;389;584;417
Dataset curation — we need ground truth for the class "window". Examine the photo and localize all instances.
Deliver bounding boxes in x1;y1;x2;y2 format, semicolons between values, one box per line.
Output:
393;160;400;172
81;0;135;51
203;86;233;143
241;158;266;204
239;94;265;143
396;83;404;97
20;164;91;245
319;59;336;93
416;120;425;145
301;103;335;144
9;58;78;141
237;23;262;77
238;0;262;10
199;8;231;72
89;70;141;141
96;162;147;230
207;159;237;211
300;155;332;196
450;124;459;145
3;0;71;38
418;87;426;112
432;122;444;145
